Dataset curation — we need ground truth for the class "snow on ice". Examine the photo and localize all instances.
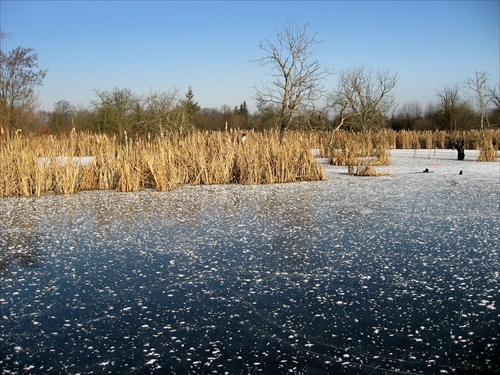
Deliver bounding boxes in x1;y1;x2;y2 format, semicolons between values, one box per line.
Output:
0;149;499;374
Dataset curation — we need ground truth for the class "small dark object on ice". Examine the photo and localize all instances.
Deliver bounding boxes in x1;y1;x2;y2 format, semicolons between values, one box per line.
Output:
459;170;463;175
423;168;430;173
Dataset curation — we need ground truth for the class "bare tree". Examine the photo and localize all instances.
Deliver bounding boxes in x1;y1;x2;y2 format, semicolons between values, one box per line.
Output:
330;66;399;131
0;44;47;138
49;100;76;133
436;83;461;131
488;85;500;127
436;84;471;159
53;99;76;117
399;101;423;121
490;85;500;111
390;101;423;130
135;89;189;135
465;71;490;130
92;87;137;135
254;21;331;142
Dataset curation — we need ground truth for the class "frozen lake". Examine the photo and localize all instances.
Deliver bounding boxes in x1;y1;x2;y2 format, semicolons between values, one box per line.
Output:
1;150;499;374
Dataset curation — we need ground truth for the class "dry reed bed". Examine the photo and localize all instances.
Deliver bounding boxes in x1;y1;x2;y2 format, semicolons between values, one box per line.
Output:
0;131;325;197
305;129;500;156
284;129;498;176
1;129;499;197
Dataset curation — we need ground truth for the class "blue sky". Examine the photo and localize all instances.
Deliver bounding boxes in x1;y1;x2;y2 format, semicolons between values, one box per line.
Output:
1;0;499;114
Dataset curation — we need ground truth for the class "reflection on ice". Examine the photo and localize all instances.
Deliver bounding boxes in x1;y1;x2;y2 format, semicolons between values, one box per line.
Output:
1;150;499;374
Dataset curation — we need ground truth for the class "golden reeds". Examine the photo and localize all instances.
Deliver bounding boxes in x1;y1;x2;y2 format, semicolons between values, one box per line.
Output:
314;129;500;153
326;135;391;176
298;128;499;176
1;128;499;197
0;130;325;197
477;134;499;162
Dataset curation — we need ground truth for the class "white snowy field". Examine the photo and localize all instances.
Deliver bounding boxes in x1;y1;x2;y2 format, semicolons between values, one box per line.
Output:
0;149;499;374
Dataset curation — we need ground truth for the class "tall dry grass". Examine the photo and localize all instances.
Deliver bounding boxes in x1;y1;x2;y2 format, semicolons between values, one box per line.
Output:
308;129;500;154
0;130;325;197
477;133;499;162
2;129;499;197
302;128;499;175
306;131;392;175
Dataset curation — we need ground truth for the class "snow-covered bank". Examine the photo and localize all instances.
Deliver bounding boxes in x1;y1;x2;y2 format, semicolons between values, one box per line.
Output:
326;148;499;178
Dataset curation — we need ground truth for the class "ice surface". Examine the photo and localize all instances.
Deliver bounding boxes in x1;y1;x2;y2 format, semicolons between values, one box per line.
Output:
0;150;499;374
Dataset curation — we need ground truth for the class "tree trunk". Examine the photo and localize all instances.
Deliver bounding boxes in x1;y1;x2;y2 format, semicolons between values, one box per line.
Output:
455;140;465;160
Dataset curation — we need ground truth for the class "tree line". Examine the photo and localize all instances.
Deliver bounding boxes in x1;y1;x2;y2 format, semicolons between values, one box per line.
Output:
43;87;253;136
1;24;499;140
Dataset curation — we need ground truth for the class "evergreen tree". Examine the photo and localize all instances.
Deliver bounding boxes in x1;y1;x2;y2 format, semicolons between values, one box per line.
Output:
182;86;200;118
239;101;249;117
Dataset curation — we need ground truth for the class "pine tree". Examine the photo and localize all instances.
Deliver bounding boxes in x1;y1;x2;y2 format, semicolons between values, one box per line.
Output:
182;86;200;118
239;101;249;117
